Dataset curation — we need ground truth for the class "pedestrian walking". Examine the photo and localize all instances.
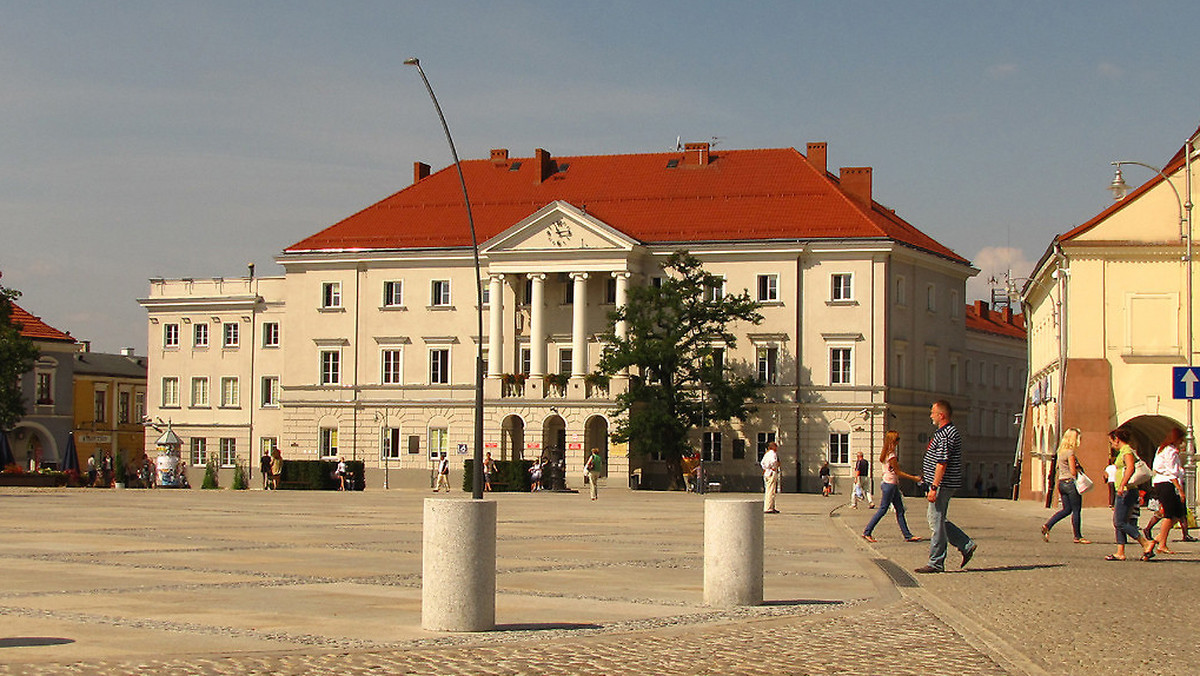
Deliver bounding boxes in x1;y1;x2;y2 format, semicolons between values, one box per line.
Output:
850;451;875;509
529;457;544;491
585;448;603;500
1143;427;1193;553
336;458;348;491
862;430;922;542
87;455;97;487
434;452;450;492
482;452;495;492
914;400;978;574
761;442;781;513
1040;428;1091;544
1106;427;1156;562
270;447;282;490
1104;457;1117;507
819;460;832;496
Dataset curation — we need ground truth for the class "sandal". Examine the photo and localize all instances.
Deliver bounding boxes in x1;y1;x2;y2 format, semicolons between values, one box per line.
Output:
861;534;877;543
1073;538;1091;544
1104;554;1125;561
1140;549;1156;562
905;536;923;542
1041;525;1050;542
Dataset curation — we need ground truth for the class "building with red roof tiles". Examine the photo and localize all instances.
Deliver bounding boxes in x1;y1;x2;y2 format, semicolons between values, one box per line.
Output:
142;142;980;492
962;301;1027;497
1020;123;1200;507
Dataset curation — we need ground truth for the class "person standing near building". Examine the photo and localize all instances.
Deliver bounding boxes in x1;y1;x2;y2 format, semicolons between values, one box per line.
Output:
851;452;875;509
434;452;450;493
585;448;603;501
482;452;495;492
819;460;832;496
260;448;272;490
761;442;781;514
914;400;978;574
270;447;282;490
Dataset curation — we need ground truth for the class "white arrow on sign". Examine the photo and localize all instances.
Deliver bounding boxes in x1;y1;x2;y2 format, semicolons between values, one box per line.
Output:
1183;369;1200;398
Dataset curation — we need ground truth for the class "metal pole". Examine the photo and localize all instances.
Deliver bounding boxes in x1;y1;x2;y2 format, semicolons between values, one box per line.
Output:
405;58;486;500
1185;131;1197;507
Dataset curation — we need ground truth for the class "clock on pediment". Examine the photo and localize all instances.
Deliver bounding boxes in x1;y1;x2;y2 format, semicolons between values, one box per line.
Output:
545;218;574;247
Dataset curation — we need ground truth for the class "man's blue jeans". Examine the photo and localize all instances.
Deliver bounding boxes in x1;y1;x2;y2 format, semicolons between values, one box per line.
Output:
926;489;974;570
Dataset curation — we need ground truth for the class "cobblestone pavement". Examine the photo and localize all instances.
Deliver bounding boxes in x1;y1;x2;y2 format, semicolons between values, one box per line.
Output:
2;487;1195;674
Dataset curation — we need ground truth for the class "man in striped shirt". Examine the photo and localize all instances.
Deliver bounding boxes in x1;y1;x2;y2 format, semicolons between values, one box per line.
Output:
914;400;978;574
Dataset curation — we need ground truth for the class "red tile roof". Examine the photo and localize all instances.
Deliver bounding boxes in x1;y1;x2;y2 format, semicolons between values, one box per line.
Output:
9;302;75;343
965;301;1026;339
285;147;967;263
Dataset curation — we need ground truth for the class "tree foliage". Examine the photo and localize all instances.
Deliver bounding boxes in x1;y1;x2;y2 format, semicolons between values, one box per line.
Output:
0;281;40;430
597;252;764;488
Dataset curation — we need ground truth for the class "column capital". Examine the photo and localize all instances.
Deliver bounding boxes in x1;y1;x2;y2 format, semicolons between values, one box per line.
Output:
489;273;506;283
569;272;590;281
527;273;547;281
611;271;632;280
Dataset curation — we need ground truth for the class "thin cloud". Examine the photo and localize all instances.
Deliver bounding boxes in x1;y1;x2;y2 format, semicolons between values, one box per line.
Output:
1097;62;1124;79
968;246;1035;304
987;63;1019;78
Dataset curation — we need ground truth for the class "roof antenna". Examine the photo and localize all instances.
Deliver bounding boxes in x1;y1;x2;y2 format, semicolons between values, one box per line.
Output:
675;136;682;151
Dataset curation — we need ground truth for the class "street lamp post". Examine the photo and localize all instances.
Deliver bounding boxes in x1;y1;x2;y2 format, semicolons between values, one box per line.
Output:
1109;129;1200;506
404;57;486;500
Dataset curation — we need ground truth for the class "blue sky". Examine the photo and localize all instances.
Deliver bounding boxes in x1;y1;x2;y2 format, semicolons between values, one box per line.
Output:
2;2;1197;352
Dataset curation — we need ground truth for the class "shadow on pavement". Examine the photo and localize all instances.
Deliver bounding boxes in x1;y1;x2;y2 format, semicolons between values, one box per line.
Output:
493;622;603;632
954;563;1065;573
0;637;75;648
761;599;844;607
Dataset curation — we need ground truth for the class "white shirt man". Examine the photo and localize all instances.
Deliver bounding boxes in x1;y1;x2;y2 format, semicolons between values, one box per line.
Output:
761;442;781;514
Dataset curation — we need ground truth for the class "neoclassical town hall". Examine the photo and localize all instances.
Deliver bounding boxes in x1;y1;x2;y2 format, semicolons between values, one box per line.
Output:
140;142;987;491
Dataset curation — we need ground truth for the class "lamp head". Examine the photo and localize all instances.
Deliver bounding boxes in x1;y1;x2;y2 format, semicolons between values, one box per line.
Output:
403;57;420;66
1108;163;1131;201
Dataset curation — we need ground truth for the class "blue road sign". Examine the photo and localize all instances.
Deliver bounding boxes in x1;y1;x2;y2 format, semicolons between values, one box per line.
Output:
1173;367;1200;399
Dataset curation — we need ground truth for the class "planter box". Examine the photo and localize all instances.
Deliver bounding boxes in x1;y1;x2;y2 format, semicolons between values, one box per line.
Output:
0;474;65;487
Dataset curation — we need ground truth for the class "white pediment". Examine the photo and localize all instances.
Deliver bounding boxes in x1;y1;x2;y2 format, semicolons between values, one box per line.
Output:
481;201;640;256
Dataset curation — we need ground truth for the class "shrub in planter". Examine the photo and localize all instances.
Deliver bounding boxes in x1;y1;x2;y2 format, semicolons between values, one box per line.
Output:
463;459;533;492
231;462;249;490
114;449;127;486
201;456;220;489
277;459;365;490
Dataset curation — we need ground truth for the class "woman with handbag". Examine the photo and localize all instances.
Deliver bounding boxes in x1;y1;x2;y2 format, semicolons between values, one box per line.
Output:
1106;427;1156;561
1040;428;1091;544
1143;427;1191;554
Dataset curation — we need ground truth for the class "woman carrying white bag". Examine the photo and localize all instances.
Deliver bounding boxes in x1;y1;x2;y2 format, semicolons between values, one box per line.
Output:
1040;428;1092;544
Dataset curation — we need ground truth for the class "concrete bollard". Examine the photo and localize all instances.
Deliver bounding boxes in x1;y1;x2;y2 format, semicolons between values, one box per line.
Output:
703;498;764;607
421;498;496;631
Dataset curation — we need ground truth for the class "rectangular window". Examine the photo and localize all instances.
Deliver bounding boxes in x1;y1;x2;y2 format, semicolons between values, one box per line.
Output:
757;274;779;302
193;322;209;347
262;322;280;347
191;377;209;407
260;437;277;457
382;427;402;459
558;348;573;376
757;346;779;384
926;356;936;390
522;277;534;305
220;377;240;408
481;282;491;306
163;323;180;348
431;280;451;307
383;280;404;307
705;346;726;379
428;427;448;459
895;276;907;306
223;322;239;348
322;282;342;308
162;377;180;407
430;348;450;384
118;391;131;424
319;428;338;458
895;351;907;389
829;433;850;464
702;431;723;462
381;349;403;385
831;273;852;301
190;437;207;466
219;438;237;467
320;350;341;385
93;389;107;424
261;376;279;407
519;347;532;375
732;438;746;460
651;276;664;289
135;391;145;421
703;276;726;302
926;284;937;312
35;372;52;404
604;277;617;304
830;347;852;385
756;431;777;462
950;361;960;395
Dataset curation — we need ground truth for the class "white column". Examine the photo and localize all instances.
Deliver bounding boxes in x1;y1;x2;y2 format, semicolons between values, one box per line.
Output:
529;273;546;377
613;272;630;341
703;498;764;607
487;274;504;378
422;498;496;631
570;273;589;377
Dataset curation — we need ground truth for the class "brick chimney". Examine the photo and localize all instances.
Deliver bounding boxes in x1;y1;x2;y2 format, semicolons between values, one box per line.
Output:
490;148;509;165
974;300;989;320
839;166;873;206
535;148;554;183
806;142;827;174
1001;306;1013;323
413;161;431;184
682;142;711;166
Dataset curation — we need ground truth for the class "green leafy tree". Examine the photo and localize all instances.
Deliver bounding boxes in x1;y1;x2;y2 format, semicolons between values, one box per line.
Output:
597;252;764;489
0;280;40;430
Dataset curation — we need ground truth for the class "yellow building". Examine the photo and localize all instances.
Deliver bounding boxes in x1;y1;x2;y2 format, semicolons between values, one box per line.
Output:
1021;126;1199;506
71;349;148;479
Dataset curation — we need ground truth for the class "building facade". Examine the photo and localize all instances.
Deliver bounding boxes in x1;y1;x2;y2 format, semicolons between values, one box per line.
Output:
141;143;977;491
962;301;1027;497
71;350;149;473
1020;128;1199;507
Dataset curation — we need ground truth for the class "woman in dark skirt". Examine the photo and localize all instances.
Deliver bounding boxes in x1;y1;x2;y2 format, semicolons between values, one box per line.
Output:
1145;427;1189;555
